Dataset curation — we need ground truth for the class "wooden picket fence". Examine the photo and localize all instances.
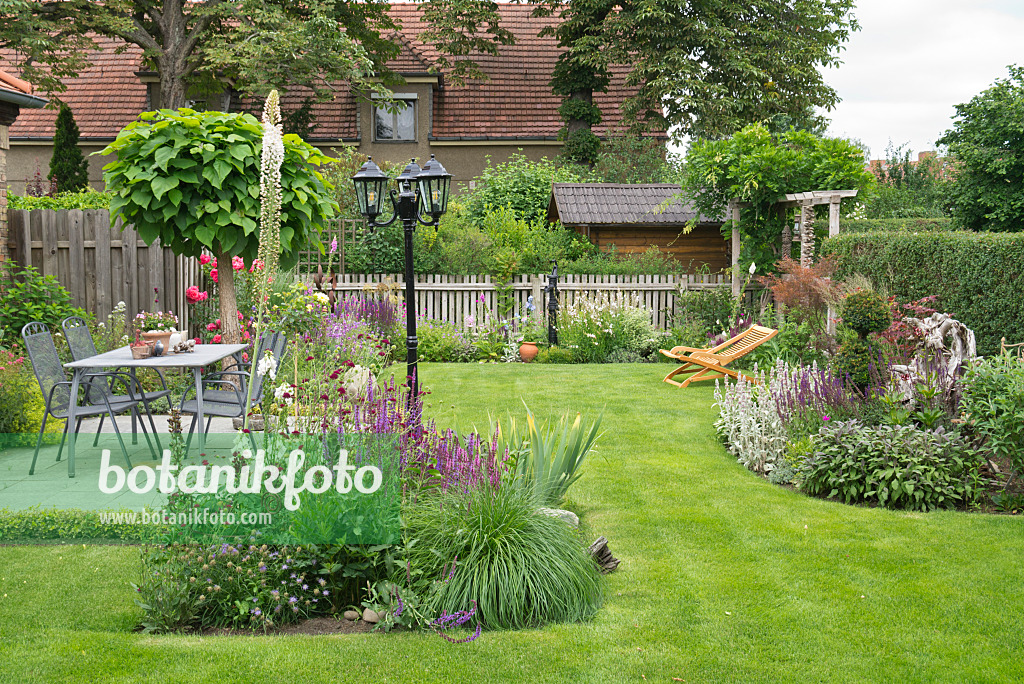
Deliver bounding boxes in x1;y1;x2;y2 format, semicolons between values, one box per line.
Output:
314;273;759;331
5;209;200;330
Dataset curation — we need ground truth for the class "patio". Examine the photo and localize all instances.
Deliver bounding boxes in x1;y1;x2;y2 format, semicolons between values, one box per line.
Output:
0;414;238;512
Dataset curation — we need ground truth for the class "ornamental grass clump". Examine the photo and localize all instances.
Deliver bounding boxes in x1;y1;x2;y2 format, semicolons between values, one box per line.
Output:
403;484;603;630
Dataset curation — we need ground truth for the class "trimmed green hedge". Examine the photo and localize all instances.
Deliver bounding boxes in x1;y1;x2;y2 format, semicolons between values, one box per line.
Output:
8;190;112;210
839;218;954;232
823;231;1024;356
0;507;155;543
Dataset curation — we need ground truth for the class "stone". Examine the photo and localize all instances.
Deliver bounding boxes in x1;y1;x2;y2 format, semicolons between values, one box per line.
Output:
539;507;579;527
343;610;360;621
361;608;380;624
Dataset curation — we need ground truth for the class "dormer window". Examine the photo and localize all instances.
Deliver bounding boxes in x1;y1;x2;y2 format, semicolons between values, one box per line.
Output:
372;93;417;142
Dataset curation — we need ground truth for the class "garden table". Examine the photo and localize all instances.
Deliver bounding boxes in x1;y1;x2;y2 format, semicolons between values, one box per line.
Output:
63;343;248;477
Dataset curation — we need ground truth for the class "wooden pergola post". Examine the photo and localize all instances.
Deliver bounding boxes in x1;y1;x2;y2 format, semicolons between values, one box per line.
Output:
730;200;741;298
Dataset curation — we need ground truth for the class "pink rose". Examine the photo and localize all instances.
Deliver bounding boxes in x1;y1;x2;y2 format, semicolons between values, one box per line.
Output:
210;269;218;283
199;254;211;266
212;334;222;343
232;256;245;271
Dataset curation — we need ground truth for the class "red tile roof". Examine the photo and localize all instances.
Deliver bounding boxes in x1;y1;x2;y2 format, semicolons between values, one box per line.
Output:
0;68;34;95
2;4;653;142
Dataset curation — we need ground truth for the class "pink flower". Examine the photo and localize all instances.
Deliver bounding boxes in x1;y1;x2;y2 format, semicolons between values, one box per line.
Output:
199;254;211;266
232;256;245;271
194;337;202;344
212;334;222;343
823;415;831;421
237;311;243;320
242;330;251;341
185;286;208;304
242;352;249;362
211;258;218;268
215;319;221;327
250;259;264;272
210;269;218;283
330;238;338;254
206;323;218;332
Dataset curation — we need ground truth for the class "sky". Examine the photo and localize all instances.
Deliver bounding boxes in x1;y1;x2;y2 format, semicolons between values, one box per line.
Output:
668;0;1024;162
821;0;1024;161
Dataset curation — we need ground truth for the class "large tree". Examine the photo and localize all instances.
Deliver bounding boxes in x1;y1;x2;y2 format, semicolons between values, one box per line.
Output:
536;0;858;144
937;65;1024;232
0;0;512;109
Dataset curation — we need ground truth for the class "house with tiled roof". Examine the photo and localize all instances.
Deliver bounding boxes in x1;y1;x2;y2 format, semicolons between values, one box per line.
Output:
2;4;658;194
0;68;45;263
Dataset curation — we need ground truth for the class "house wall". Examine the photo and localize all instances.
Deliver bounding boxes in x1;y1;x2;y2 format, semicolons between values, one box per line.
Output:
578;223;731;273
6;142;109;194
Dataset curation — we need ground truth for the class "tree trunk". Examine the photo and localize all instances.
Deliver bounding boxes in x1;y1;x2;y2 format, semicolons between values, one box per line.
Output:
158;59;189;110
567;90;593;135
215;247;241;345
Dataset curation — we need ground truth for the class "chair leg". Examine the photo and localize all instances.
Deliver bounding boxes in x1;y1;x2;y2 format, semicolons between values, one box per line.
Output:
134;409;157;459
93;414;104;446
58;418;78;463
29;412;50;475
205;414;213;435
108;412;133;470
185;413;198;452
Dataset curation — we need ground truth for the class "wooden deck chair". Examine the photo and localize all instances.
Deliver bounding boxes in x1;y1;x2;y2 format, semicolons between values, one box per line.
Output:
659;324;779;388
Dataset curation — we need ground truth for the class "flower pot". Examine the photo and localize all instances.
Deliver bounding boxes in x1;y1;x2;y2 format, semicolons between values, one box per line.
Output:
519;342;539;363
130;343;153;360
141;330;173;352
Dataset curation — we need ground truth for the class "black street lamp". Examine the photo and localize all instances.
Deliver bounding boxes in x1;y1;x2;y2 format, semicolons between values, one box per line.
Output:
351;155;451;399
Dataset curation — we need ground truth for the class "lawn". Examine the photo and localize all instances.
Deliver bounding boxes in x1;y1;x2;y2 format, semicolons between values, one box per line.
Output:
1;363;1023;683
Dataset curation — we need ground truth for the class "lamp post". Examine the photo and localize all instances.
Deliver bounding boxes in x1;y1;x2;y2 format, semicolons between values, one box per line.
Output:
352;155;451;399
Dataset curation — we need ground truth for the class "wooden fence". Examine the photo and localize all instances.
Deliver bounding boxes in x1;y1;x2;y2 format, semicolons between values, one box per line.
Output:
5;209;200;330
312;273;760;331
5;208;757;335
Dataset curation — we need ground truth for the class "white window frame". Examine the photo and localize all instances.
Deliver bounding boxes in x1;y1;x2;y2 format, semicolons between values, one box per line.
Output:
372;93;418;142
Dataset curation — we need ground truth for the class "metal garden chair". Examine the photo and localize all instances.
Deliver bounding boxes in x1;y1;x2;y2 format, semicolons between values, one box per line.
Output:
62;316;172;444
21;322;156;475
180;331;286;450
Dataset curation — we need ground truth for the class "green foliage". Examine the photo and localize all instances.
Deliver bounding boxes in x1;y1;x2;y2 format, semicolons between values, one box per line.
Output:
863;143;949;219
101;108;336;268
558;294;660;363
0;507;151;543
823;230;1024;356
0;264;87;341
937;65;1024;231
841;291;891;337
683;124;875;270
495;404;603;506
840;218;954;232
557;99;603;127
417;319;476;362
133;543;381;633
560;128;602;166
465;154;587;224
674;286;734;338
403;484;603;629
961;353;1024;477
48;104;89;193
798;421;983;511
833;338;884;388
538;0;858;140
592;134;679;184
8;189;112;210
535;346;574;364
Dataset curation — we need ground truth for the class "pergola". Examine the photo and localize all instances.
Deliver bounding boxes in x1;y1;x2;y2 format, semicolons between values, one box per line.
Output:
726;189;859;295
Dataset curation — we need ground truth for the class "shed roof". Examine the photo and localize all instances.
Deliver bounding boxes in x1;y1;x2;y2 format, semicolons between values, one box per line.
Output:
548;184;722;226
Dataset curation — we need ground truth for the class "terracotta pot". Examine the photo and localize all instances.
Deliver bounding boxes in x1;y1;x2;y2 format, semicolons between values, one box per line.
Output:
519;342;539;363
141;330;173;353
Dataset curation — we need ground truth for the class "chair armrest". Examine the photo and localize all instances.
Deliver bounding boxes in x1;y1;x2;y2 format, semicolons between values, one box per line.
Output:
201;379;245;406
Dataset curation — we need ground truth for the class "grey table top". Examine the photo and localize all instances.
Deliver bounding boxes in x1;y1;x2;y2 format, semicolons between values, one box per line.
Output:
64;343;249;369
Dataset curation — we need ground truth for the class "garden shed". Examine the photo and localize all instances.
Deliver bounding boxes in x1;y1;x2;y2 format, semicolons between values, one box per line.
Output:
547;184;727;272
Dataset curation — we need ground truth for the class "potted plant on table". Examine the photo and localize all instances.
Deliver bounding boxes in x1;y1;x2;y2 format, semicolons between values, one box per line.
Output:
134;310;179;355
130;332;153;359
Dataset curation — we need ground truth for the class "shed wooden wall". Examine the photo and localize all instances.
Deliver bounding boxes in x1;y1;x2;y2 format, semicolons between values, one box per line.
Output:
573;223;730;273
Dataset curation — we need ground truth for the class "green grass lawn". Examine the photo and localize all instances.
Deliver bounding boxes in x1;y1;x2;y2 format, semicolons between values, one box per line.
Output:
2;363;1023;683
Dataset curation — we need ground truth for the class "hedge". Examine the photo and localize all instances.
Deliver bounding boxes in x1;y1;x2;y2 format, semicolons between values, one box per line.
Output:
8;190;112;210
839;218;954;233
0;507;155;543
823;231;1024;356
